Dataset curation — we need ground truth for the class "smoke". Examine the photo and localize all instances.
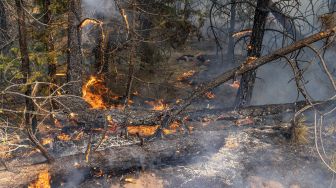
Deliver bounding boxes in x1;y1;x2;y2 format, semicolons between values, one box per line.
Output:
82;0;117;18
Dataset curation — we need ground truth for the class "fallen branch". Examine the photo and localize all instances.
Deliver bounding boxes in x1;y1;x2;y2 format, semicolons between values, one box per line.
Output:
163;26;336;127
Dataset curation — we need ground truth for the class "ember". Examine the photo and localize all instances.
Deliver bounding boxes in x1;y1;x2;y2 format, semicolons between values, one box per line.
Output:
177;70;196;81
28;170;51;188
205;91;216;99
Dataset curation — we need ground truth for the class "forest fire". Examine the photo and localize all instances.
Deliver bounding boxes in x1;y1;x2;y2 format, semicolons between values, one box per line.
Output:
82;76;108;109
28;170;51;188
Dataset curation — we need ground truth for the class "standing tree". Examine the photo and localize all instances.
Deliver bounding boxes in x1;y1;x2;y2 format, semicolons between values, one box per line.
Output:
66;0;83;95
234;0;270;107
0;1;9;54
15;0;54;162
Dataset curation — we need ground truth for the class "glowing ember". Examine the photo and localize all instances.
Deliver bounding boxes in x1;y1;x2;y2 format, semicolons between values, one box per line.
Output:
82;76;108;109
57;133;71;141
205;91;216;99
232;29;252;38
228;81;240;89
145;99;167;111
127;125;159;137
177;70;196;81
28;170;51;188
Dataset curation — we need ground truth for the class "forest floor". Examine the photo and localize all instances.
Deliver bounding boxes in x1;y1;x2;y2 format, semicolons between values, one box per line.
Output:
0;39;335;187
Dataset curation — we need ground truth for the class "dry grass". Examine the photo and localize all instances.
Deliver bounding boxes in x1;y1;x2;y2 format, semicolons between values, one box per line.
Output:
291;116;309;144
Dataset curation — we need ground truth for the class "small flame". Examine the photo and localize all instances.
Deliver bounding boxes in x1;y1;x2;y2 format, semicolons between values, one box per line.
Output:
127;125;159;136
82;76;108;109
145;99;167;111
228;81;240;89
57;133;71;141
205;91;216;99
232;29;252;38
28;170;51;188
177;70;195;81
41;137;53;145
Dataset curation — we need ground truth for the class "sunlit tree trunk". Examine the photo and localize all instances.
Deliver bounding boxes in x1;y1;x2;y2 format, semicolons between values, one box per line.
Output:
66;0;82;95
235;0;270;107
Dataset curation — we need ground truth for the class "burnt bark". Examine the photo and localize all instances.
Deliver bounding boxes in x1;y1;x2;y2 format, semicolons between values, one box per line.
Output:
66;0;83;95
15;0;54;163
235;0;270;107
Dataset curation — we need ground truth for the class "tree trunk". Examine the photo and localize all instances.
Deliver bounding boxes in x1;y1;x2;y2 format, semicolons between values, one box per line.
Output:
42;0;57;108
235;0;270;107
15;0;54;163
0;1;9;54
66;0;83;95
227;0;236;64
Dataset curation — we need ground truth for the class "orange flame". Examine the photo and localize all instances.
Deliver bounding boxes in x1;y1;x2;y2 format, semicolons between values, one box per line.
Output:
127;125;159;137
145;99;167;111
28;170;51;188
57;133;71;141
82;76;108;109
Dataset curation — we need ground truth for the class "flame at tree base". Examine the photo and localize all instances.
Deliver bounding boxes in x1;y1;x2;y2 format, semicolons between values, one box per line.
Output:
82;76;108;109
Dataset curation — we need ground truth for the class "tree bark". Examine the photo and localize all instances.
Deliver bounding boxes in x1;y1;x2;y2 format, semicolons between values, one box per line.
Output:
235;0;270;107
42;0;57;109
66;0;83;95
15;0;54;163
0;1;9;54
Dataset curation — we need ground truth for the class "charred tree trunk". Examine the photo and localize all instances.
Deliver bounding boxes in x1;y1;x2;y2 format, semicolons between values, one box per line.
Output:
235;0;270;107
15;0;54;163
66;0;83;95
227;0;236;64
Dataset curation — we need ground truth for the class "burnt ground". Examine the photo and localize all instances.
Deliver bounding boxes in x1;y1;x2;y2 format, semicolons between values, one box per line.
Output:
1;39;336;187
73;120;335;188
